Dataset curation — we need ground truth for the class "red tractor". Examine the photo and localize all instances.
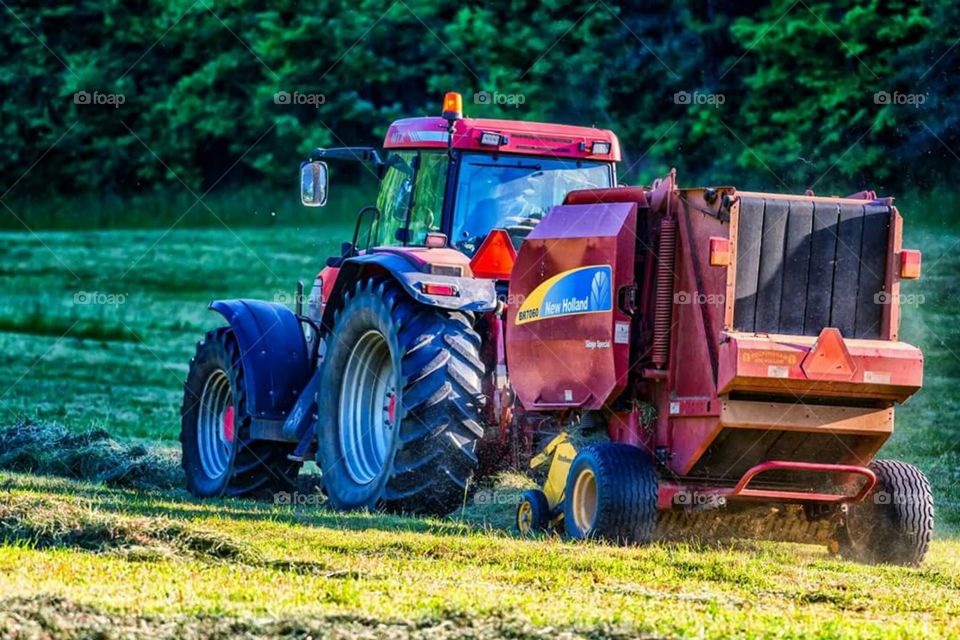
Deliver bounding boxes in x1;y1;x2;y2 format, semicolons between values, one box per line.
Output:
181;92;933;565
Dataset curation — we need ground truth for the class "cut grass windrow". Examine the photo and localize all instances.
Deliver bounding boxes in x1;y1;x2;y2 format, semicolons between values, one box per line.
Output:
0;419;181;490
0;491;260;564
0;595;654;640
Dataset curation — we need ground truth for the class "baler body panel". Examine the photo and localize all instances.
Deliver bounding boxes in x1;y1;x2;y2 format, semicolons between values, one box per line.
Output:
717;331;923;402
506;202;636;410
666;190;730;398
658;189;920;487
733;195;892;339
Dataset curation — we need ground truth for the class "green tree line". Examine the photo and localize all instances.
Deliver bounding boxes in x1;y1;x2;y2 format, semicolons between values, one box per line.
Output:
1;0;958;216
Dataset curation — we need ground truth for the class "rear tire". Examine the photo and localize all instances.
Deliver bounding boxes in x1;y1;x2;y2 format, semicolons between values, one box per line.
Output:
837;459;934;566
564;443;658;544
317;279;485;515
180;328;301;498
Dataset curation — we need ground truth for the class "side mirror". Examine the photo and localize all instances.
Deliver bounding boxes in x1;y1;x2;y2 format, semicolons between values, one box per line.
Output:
300;161;328;207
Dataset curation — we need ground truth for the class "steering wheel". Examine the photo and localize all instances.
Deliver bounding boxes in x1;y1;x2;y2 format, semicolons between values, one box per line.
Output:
502;208;546;245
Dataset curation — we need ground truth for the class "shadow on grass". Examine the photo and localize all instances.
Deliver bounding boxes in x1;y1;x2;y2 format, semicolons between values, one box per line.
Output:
0;471;482;540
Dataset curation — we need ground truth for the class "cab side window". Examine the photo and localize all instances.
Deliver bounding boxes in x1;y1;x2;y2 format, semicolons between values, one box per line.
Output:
373;152;415;246
408;152;448;244
372;150;449;247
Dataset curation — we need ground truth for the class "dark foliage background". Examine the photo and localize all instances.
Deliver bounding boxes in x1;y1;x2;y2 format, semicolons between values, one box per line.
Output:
2;0;959;226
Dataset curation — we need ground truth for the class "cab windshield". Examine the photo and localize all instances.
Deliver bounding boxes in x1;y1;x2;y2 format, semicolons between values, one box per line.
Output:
450;153;613;255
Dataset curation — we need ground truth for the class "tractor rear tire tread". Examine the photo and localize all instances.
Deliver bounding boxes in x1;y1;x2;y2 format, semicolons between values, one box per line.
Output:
317;278;484;516
389;281;483;513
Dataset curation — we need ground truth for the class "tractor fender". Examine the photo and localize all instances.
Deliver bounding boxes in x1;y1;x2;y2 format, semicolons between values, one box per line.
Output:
208;299;312;421
323;252;497;326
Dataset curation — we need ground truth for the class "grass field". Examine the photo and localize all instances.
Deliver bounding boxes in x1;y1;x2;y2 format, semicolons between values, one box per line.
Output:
1;215;959;638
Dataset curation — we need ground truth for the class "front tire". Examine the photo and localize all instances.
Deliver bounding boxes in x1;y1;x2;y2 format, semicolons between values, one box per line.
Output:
180;328;301;498
317;279;485;515
837;459;934;566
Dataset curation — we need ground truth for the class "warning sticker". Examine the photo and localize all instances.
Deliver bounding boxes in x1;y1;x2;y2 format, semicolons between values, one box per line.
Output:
767;365;790;378
615;322;630;344
864;371;891;384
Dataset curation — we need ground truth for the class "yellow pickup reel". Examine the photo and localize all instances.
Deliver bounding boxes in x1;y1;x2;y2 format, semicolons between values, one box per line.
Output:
516;432;579;535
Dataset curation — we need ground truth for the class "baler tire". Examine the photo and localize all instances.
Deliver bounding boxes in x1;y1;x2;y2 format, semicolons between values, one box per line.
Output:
516;489;551;536
317;278;484;516
837;459;934;566
563;443;658;544
180;328;301;499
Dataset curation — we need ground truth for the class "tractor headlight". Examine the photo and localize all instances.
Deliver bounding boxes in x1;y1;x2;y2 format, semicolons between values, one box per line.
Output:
591;141;611;155
480;131;503;146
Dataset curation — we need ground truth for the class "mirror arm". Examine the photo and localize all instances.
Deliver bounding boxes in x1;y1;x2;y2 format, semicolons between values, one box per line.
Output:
308;147;384;168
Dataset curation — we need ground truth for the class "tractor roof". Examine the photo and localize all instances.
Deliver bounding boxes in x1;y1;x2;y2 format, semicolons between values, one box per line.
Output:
383;116;620;162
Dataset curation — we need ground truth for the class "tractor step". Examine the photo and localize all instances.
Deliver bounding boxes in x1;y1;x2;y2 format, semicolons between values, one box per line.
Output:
287;421;316;462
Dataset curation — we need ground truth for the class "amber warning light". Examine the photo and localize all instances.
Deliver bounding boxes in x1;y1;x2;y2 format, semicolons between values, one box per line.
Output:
442;92;463;120
709;237;731;266
900;249;921;279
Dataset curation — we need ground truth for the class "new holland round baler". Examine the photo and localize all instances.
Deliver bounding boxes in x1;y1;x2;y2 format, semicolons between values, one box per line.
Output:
505;172;930;563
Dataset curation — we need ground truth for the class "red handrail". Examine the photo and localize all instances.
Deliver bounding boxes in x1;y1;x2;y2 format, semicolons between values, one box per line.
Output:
731;460;877;503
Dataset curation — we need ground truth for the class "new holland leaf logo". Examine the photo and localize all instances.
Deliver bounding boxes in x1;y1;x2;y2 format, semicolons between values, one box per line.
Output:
515;265;613;325
591;269;610;311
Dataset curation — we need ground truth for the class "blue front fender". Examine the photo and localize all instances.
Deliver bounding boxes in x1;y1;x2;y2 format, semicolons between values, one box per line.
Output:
209;299;312;421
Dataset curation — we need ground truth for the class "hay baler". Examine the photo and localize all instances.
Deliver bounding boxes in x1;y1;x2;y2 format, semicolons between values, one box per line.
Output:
179;92;932;565
507;173;932;565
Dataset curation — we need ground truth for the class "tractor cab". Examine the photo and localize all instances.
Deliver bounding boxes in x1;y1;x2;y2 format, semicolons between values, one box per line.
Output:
301;92;620;261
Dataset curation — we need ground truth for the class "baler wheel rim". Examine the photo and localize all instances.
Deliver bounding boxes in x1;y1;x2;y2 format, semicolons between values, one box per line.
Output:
517;501;534;532
571;468;598;535
562;443;658;543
